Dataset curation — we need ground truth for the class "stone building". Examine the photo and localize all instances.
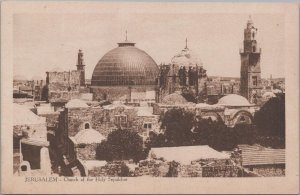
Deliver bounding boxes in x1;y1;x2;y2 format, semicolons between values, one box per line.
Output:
153;93;256;128
61;100;160;139
90;38;159;103
43;50;90;102
156;39;208;103
237;144;285;177
240;17;263;103
13;104;52;176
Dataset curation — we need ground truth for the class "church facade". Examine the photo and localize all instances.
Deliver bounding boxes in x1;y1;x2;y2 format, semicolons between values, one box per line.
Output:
156;39;208;103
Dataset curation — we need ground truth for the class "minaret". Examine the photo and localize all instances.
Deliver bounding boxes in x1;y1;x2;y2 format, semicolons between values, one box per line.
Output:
76;49;85;86
240;16;262;102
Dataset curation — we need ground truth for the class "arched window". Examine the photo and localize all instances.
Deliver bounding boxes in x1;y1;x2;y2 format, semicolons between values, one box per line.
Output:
239;116;246;122
84;123;90;129
21;165;27;171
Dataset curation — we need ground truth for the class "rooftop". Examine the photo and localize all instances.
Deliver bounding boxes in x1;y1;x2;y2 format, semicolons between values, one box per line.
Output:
149;145;230;165
238;144;285;166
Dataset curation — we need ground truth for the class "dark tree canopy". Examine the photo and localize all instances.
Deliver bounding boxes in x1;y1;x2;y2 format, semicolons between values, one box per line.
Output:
161;108;194;146
96;129;144;162
157;108;259;151
254;94;285;137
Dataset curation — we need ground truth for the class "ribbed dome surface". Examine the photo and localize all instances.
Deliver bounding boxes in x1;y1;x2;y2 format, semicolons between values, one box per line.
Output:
91;41;159;86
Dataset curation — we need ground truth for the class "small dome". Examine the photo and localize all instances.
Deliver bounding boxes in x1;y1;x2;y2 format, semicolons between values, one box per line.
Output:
262;91;276;99
65;99;89;108
74;129;105;144
171;47;202;67
217;94;251;106
162;93;188;105
91;40;159;86
272;89;282;94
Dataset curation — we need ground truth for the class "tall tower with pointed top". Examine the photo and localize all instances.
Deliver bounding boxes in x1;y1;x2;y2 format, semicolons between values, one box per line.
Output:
240;17;262;102
76;49;86;86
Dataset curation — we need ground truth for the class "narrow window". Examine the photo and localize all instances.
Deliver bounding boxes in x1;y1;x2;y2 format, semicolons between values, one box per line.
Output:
21;165;27;171
252;76;257;86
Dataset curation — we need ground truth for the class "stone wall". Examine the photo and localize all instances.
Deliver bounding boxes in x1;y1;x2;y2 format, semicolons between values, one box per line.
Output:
91;86;130;102
47;71;81;88
202;165;239;177
48;91;81;103
39;112;60;130
67;107;98;137
13;124;47;141
249;164;285;177
132;115;161;137
134;159;169;177
88;161;132;177
66;105;159;140
85;158;240;177
47;70;90;102
76;144;98;160
177;163;202;177
91;86;156;102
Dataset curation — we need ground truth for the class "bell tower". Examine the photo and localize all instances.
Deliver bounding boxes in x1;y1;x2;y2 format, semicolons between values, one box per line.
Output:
240;16;262;103
76;49;85;86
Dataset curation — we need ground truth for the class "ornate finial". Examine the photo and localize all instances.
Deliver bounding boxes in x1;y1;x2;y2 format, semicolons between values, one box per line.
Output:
185;38;188;49
125;30;128;41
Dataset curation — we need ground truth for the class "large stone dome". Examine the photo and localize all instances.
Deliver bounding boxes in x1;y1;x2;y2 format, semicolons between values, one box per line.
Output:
91;40;159;86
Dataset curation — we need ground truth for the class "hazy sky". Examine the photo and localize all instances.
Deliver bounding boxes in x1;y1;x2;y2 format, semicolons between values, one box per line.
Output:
13;13;285;80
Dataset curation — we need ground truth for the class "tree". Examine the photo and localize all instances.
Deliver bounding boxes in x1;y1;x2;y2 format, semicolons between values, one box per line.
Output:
192;118;256;151
96;129;144;162
254;94;285;137
161;108;194;146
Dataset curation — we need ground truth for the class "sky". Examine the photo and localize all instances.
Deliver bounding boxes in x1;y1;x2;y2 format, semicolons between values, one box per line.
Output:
13;13;285;80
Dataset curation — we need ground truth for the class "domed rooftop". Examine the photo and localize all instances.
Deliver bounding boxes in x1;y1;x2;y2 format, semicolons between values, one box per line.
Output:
162;93;188;105
171;39;203;67
91;39;159;86
217;94;252;106
74;129;105;144
262;91;276;99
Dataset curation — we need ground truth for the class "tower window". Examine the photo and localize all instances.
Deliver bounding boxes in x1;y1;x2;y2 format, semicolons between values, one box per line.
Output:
143;123;152;129
84;123;90;129
252;76;258;86
115;115;127;126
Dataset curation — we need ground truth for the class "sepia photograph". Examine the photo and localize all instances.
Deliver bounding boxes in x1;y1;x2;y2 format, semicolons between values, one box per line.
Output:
1;2;299;194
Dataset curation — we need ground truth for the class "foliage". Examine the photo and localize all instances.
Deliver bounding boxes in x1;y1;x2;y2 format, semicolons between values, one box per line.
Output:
254;94;285;137
192;119;257;151
161;108;195;146
156;108;259;151
165;161;179;177
96;129;144;162
119;162;130;177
